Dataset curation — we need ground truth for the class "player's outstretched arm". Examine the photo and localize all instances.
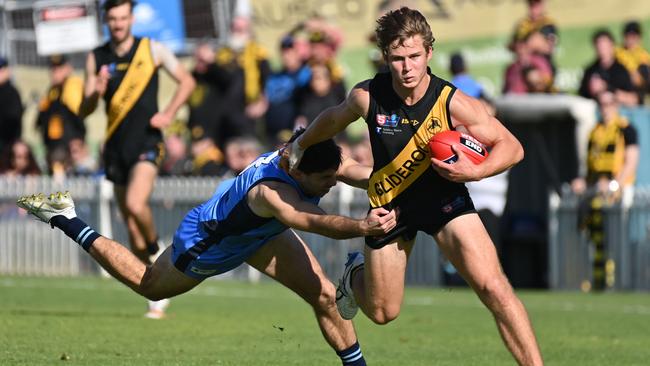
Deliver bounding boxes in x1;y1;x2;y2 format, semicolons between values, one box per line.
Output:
288;81;370;170
248;181;396;239
336;155;372;189
434;90;523;182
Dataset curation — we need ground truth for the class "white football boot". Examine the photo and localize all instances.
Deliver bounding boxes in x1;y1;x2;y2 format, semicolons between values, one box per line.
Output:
336;251;365;320
17;192;77;224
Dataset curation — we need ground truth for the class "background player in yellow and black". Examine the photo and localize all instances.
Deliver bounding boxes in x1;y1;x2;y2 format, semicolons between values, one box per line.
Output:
80;0;195;319
288;7;544;365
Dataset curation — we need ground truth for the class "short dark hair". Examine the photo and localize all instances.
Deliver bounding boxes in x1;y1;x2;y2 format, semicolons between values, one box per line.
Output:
375;7;435;57
102;0;136;14
288;128;341;174
449;53;465;75
623;21;642;36
592;29;614;44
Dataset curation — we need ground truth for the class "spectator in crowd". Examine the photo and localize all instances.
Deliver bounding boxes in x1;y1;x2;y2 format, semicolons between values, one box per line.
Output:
189;136;227;177
512;0;558;75
264;35;312;146
295;63;344;129
307;26;346;101
615;21;650;103
223;136;262;177
0;140;41;176
36;55;86;174
449;53;494;103
187;42;229;149
160;121;191;176
503;35;553;94
579;29;638;106
0;56;24;153
68;137;97;176
572;91;639;291
215;15;271;138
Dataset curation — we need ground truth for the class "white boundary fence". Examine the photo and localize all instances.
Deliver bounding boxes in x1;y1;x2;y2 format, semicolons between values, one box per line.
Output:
548;186;650;291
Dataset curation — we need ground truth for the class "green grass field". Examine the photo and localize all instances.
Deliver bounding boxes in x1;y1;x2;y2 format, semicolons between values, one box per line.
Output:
1;276;649;365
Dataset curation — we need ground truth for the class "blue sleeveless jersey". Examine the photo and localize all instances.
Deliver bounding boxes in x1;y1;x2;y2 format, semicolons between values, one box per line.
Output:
171;151;320;279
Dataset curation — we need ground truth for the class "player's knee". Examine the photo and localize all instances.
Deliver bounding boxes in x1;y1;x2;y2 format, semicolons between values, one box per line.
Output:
368;304;400;325
310;281;338;312
125;200;147;217
475;276;513;307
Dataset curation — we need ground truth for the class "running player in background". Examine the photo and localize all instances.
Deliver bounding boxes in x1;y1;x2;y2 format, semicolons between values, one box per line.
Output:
287;7;543;365
79;0;196;318
18;130;396;366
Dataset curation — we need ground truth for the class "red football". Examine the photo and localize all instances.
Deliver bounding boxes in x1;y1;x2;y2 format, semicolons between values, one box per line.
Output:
428;130;488;164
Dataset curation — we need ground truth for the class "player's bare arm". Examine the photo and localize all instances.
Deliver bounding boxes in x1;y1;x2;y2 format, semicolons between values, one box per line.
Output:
150;42;196;129
337;155;372;189
431;90;524;182
247;181;396;239
288;81;370;169
79;52;107;118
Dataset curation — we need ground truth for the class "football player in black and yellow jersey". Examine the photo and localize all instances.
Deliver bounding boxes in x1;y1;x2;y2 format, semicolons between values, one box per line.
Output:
80;0;195;319
288;7;543;366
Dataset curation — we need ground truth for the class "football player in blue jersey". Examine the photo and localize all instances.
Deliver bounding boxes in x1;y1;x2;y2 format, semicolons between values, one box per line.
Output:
17;129;396;366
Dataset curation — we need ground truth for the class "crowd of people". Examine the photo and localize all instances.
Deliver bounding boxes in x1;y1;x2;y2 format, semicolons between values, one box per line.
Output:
0;0;647;183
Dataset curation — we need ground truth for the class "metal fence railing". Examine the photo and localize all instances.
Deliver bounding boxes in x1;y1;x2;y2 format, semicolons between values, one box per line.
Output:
0;176;442;286
548;186;650;291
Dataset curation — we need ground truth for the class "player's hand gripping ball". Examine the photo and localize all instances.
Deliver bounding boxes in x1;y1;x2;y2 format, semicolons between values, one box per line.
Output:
428;130;488;164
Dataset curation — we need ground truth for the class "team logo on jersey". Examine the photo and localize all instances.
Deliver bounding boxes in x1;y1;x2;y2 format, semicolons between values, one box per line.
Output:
377;114;387;126
386;114;399;127
427;117;443;135
441;196;466;214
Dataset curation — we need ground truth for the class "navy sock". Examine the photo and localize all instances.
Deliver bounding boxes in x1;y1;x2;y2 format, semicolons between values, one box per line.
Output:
337;341;366;366
50;216;101;252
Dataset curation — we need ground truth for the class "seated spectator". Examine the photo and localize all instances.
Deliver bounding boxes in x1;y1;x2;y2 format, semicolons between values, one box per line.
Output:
36;55;85;173
68;137;97;176
503;36;553;94
223;136;263;177
615;21;650;102
512;0;558;75
0;56;23;154
190;136;227;177
579;29;638;106
0;140;41;176
264;35;312;146
295;63;344;129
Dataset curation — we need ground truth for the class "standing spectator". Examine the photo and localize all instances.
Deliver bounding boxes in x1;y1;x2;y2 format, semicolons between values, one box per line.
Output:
223;136;262;177
503;36;553;94
187;42;220;144
571;91;639;291
68;137;97;176
615;21;650;102
579;29;638;106
263;36;312;146
512;0;558;75
308;31;347;102
79;0;196;319
36;55;86;173
449;53;491;101
295;64;344;129
0;140;41;176
0;56;24;153
215;15;271;139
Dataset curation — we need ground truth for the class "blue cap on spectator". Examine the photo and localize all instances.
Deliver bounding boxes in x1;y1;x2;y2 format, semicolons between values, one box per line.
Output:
0;56;8;68
280;35;294;50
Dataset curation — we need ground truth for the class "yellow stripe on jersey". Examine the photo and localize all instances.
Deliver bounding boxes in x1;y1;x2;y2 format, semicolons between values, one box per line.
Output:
367;85;453;208
105;37;156;141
